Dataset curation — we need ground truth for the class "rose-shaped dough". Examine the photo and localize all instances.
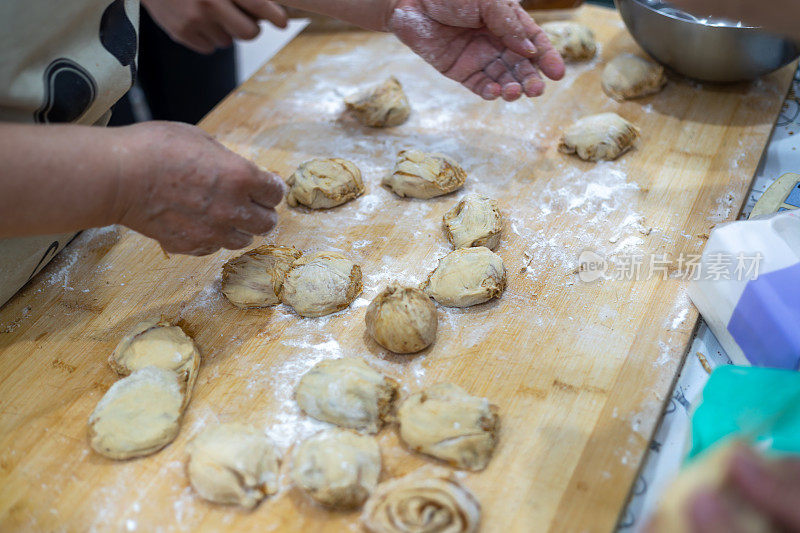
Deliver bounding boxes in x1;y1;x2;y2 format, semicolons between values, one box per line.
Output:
382;150;466;199
221;245;302;308
558;112;639;161
292;428;381;509
542;21;596;61
602;53;666;101
365;284;437;354
295;357;398;433
345;76;411;128
286;158;365;209
188;423;280;508
279;251;362;317
421;247;506;307
442;194;503;250
362;470;481;533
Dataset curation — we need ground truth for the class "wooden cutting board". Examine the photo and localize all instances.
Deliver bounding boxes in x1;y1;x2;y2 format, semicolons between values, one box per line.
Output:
0;6;794;532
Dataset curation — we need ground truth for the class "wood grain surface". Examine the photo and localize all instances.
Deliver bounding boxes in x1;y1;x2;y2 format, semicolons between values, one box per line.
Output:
0;6;794;532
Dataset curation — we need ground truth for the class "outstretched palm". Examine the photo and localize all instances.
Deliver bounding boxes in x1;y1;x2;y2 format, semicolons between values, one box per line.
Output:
389;0;565;101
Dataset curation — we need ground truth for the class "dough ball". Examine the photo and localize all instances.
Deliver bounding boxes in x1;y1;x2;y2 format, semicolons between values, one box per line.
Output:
541;21;596;61
345;76;411;128
221;245;302;308
443;194;503;250
365;284;437;354
286;158;365;209
382;150;466;199
421;247;506;307
558;112;639;161
291;428;381;509
279;251;362;317
187;423;280;508
398;383;499;471
88;366;184;460
361;469;481;533
295;357;398;433
602;53;666;101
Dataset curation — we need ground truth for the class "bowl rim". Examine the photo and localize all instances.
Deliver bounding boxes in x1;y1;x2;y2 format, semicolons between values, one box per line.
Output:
627;0;760;30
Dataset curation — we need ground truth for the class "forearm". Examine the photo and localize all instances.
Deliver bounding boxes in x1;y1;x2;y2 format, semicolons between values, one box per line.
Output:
277;0;396;31
0;123;130;239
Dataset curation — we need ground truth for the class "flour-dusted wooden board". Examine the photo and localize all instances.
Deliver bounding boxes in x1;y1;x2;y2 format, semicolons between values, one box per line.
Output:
0;6;793;532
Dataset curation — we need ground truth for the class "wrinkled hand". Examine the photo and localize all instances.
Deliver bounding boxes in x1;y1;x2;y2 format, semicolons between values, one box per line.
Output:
388;0;565;101
118;122;284;255
143;0;288;54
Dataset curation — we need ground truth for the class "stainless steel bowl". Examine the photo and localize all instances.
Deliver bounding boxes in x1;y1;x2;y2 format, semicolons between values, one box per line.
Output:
615;0;800;82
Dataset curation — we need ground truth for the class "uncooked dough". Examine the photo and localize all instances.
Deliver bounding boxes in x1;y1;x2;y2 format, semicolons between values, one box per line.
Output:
421;247;506;307
279;251;362;317
187;423;280;508
602;53;666;101
558;112;639;161
291;428;381;509
541;21;596;61
286;158;365;209
365;284;437;354
382;150;466;199
397;383;499;471
362;469;481;533
442;194;503;250
88;366;184;460
345;76;411;128
221;244;302;308
295;357;398;433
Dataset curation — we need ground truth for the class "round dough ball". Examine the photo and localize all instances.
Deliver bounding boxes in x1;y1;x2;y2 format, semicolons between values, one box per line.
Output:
345;76;411;128
558;112;639;161
292;428;381;509
88;366;184;460
361;469;481;533
279;251;362;317
602;53;666;101
295;357;398;433
286;158;365;209
221;245;302;308
365;284;437;354
398;383;499;471
421;247;506;307
442;194;503;250
541;21;596;61
382;150;466;199
188;423;280;508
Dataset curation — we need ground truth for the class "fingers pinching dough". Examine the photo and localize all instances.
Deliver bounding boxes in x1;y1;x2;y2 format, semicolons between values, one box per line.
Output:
279;251;362;317
382;150;466;199
361;469;481;533
421;247;506;307
443;194;503;250
541;21;596;61
291;428;381;509
602;53;666;101
345;76;411;128
286;158;365;209
397;383;499;471
558;112;639;161
187;423;280;508
221;244;302;308
365;284;437;354
295;357;398;433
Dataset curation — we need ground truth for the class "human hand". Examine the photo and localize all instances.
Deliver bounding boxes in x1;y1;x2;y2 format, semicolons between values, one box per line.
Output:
142;0;288;54
117;122;284;255
387;0;565;101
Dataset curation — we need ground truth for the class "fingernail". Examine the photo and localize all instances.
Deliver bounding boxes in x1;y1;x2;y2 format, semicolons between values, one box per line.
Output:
522;38;537;54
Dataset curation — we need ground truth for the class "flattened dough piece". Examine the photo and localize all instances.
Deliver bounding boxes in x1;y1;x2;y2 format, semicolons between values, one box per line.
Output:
542;21;596;61
362;469;481;533
602;53;666;101
443;194;503;250
286;158;365;209
558;112;639;161
221;245;302;308
366;284;437;354
280;251;362;317
382;150;466;199
89;366;184;460
398;383;499;471
345;76;411;128
421;247;506;307
295;357;398;433
188;423;280;508
292;428;381;509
